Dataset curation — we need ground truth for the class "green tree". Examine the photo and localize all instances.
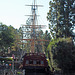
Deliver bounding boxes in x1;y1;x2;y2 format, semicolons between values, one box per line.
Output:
47;0;75;38
43;30;51;53
0;23;19;51
47;0;61;38
47;37;75;73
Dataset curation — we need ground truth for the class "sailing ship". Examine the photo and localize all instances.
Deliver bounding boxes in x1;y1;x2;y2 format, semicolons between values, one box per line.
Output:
21;0;52;75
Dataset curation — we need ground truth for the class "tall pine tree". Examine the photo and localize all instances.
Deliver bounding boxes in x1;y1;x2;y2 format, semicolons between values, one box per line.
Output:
47;0;75;38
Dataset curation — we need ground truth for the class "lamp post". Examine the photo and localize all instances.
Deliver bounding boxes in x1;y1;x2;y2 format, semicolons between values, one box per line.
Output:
12;59;14;75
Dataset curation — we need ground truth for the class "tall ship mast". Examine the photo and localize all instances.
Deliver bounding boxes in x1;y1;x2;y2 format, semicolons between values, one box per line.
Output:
21;0;49;53
21;0;53;75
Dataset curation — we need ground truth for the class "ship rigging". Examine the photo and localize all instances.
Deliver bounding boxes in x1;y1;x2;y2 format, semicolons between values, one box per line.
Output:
20;0;53;75
20;0;49;53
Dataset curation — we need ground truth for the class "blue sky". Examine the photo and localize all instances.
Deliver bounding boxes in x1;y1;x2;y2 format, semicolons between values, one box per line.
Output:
0;0;50;30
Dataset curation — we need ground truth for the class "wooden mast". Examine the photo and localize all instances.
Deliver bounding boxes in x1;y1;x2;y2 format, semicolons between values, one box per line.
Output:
19;0;49;53
31;0;36;53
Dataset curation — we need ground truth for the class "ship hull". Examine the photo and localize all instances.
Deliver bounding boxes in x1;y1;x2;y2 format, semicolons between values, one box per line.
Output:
23;66;48;75
22;53;51;75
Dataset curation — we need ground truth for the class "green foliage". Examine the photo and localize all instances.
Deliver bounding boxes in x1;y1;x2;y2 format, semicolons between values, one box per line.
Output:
43;30;51;53
0;23;19;51
47;37;75;73
47;0;75;39
0;57;13;61
17;72;22;74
